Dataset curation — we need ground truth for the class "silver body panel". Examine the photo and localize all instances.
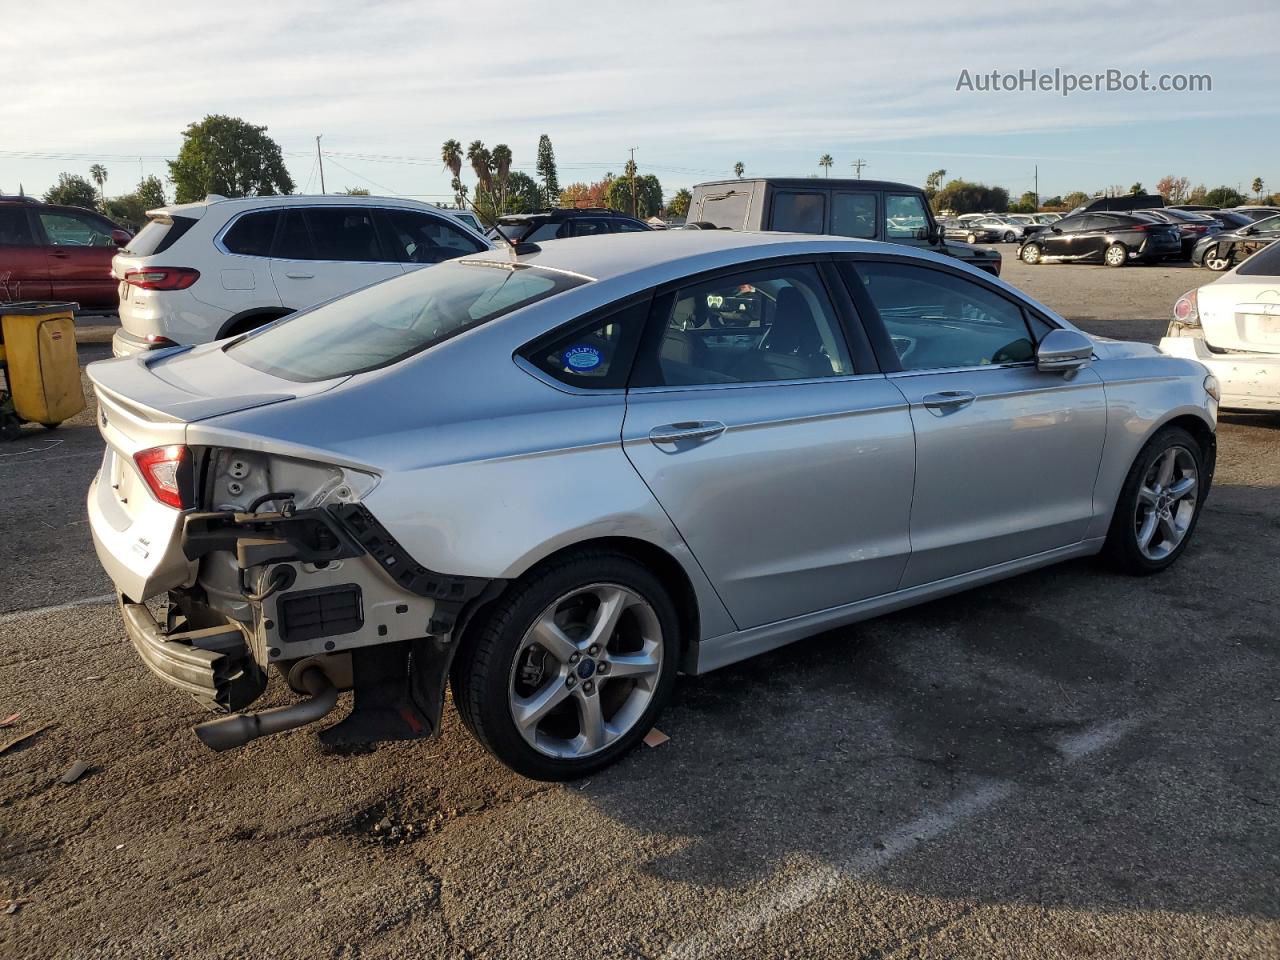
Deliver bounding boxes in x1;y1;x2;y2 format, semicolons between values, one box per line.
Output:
87;232;1217;679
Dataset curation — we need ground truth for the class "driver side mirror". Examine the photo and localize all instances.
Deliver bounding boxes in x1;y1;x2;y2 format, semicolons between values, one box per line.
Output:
110;229;132;247
1051;226;1063;233
1036;329;1093;373
1243;226;1257;235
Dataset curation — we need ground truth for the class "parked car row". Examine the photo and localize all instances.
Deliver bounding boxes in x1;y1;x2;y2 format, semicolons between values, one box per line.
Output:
85;228;1218;779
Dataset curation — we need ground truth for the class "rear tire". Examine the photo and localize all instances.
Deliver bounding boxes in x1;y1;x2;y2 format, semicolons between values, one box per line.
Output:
1104;243;1128;267
450;550;680;781
1003;231;1016;243
1103;426;1207;575
966;233;978;245
1205;249;1232;271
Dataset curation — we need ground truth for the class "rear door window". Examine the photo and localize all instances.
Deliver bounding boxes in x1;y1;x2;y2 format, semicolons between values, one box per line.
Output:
831;193;877;238
570;219;611;237
0;207;35;245
772;192;825;234
524;222;565;242
380;209;487;264
274;210;314;260
304;207;387;262
221;211;280;257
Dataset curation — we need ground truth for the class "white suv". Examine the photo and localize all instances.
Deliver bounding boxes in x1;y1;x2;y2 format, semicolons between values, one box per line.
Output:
110;195;492;356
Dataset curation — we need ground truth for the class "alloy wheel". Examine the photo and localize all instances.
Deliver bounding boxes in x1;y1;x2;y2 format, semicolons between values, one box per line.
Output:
1105;244;1127;267
1205;253;1231;271
508;583;663;760
1132;445;1198;561
1021;244;1042;264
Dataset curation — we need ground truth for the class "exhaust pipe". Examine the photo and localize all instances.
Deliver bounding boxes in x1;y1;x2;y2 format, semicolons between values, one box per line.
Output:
193;667;338;751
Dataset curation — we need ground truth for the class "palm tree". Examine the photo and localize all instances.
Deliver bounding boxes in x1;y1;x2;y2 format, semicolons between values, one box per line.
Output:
733;161;745;179
490;144;513;211
818;155;833;177
89;163;108;208
466;141;492;192
441;140;462;180
1253;177;1265;202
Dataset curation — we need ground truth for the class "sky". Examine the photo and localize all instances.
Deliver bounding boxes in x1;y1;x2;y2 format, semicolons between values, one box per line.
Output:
2;0;1277;206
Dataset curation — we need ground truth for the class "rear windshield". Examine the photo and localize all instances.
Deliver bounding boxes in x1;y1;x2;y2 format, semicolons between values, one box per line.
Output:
227;259;586;382
123;215;195;256
1235;240;1280;276
698;191;750;229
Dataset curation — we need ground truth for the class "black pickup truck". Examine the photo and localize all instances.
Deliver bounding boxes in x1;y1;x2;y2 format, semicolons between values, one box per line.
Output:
685;178;1002;276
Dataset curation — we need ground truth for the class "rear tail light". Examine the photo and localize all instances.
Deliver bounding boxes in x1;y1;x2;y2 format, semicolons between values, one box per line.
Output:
1172;289;1200;327
133;445;193;509
123;267;200;291
144;334;178;348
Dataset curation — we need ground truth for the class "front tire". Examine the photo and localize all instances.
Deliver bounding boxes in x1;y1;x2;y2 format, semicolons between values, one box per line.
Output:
1004;230;1017;243
1104;243;1128;267
1020;242;1043;264
1103;426;1206;575
966;232;978;245
451;550;680;781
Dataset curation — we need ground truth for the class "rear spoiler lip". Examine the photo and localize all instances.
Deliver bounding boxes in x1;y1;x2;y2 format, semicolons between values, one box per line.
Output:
87;353;297;425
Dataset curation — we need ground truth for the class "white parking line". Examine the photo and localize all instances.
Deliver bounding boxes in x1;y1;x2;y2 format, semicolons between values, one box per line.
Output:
0;594;115;626
663;715;1139;959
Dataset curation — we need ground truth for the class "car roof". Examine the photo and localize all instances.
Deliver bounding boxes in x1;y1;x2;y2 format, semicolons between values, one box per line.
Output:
694;177;921;193
468;229;904;283
144;193;463;221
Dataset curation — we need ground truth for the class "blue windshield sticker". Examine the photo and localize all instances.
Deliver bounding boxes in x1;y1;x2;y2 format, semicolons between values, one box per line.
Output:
563;345;603;371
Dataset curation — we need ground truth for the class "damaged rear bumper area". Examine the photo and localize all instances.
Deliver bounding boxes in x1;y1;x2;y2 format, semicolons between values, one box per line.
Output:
120;500;499;752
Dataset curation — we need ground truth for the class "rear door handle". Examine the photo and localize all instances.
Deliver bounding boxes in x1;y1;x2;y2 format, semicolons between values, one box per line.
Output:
284;272;315;279
50;250;70;259
922;391;976;415
648;421;726;446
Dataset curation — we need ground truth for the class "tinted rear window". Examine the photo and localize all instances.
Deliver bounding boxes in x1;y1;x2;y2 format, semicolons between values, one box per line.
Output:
1236;240;1280;276
698;191;750;229
228;259;586;382
222;211;280;257
124;215;194;256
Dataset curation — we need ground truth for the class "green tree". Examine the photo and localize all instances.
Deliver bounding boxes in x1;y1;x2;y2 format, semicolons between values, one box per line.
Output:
504;171;542;213
168;115;293;203
535;134;559;207
1252;177;1265;201
101;176;168;230
605;174;663;218
89;164;108;209
1042;195;1063;208
819;154;833;178
924;168;947;201
441;139;465;205
1203;186;1247;208
667;188;692;219
933;179;1009;214
1187;183;1208;204
1061;191;1091;210
466;141;492;192
43;173;98;209
734;161;745;179
340;186;371;195
1129;182;1144;195
1008;190;1040;213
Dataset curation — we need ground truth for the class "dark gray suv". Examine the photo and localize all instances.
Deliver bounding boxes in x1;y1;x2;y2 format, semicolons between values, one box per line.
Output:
686;178;1002;276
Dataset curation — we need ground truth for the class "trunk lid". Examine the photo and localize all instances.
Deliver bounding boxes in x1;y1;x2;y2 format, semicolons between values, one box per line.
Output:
1197;277;1280;354
86;345;347;600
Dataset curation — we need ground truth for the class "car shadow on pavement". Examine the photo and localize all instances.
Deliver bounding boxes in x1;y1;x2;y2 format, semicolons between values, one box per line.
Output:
580;495;1279;928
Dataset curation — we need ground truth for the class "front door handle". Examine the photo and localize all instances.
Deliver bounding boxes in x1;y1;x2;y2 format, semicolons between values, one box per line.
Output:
50;250;70;259
284;272;315;279
922;391;976;415
648;420;726;446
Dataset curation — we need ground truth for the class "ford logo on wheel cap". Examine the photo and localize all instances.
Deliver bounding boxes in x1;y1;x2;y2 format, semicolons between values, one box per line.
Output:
576;658;596;679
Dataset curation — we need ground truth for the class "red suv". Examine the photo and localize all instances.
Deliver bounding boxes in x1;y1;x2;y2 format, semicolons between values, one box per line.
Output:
0;197;131;311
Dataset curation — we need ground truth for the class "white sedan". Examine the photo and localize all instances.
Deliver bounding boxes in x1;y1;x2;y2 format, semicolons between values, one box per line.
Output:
1162;239;1280;411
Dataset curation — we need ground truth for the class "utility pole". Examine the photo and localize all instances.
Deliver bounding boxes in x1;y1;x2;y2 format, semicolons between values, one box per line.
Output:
851;158;867;179
628;147;638;218
316;135;326;195
1034;164;1039;209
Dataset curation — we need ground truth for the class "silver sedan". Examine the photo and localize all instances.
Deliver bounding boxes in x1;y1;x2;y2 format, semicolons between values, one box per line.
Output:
87;231;1219;780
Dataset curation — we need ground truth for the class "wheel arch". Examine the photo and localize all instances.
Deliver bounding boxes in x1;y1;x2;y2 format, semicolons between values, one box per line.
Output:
457;535;705;669
216;307;294;340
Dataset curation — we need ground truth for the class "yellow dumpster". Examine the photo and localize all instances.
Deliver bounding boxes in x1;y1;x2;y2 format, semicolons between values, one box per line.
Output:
0;301;85;440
